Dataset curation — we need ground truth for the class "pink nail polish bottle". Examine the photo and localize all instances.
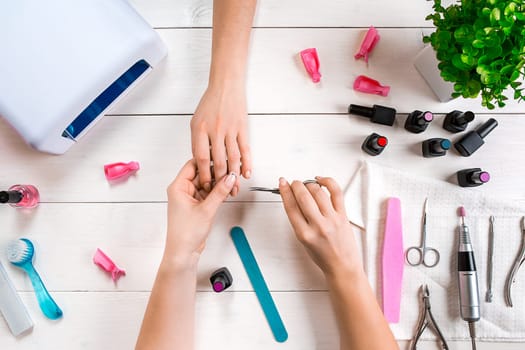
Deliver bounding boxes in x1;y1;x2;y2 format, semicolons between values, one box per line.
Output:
0;185;40;208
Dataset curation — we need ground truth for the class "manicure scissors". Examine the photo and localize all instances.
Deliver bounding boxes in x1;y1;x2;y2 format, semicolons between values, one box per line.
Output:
504;216;525;307
249;180;318;195
410;284;449;350
406;198;440;267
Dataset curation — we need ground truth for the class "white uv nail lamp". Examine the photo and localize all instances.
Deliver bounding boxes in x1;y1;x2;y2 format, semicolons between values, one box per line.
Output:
0;0;167;154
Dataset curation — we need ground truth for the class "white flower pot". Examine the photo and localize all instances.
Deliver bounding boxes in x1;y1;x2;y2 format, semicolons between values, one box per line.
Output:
414;45;455;102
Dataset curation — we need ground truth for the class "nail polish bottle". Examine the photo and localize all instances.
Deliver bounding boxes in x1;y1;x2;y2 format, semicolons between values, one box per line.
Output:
210;267;233;293
0;185;40;208
454;118;498;156
457;168;491;187
362;133;388;156
348;104;396;126
422;138;451;157
443;110;475;133
404;110;433;133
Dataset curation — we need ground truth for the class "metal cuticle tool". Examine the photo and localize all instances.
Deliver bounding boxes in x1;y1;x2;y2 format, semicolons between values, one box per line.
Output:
249;180;318;195
486;216;495;303
504;216;525;307
410;284;449;350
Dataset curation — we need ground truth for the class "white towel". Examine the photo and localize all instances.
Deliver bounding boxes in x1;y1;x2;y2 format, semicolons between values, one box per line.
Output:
344;161;525;341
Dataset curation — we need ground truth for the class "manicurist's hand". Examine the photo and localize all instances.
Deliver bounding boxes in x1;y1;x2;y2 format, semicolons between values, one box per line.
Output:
279;176;398;350
191;84;251;197
278;176;363;279
164;159;237;266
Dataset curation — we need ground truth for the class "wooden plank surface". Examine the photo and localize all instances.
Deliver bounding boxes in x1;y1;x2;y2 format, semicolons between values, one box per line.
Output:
129;0;436;28
0;202;327;292
1;114;523;203
110;28;525;115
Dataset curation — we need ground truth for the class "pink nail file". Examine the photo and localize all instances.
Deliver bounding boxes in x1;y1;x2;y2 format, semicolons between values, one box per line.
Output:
381;197;404;323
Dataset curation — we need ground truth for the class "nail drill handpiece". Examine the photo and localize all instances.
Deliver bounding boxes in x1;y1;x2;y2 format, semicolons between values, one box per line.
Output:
457;207;480;323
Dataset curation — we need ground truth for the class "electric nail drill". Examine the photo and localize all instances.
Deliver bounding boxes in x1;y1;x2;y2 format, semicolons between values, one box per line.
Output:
456;168;490;187
443;110;475;133
361;133;388;156
457;207;480;349
405;110;433;133
454;118;498;156
422;138;451;158
348;104;396;126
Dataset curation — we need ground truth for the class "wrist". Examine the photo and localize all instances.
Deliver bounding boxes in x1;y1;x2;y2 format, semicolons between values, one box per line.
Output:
325;265;367;290
207;75;246;94
160;251;200;274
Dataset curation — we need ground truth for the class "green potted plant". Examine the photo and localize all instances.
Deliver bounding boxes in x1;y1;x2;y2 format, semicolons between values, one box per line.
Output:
415;0;525;109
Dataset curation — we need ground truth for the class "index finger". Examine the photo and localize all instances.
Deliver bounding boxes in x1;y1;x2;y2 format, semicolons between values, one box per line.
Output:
315;177;346;214
278;178;309;235
290;180;324;225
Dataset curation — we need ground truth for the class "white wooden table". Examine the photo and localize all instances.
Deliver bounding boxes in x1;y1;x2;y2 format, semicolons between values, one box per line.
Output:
1;1;524;349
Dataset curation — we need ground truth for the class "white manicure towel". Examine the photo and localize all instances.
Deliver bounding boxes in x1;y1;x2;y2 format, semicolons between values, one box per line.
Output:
344;161;525;341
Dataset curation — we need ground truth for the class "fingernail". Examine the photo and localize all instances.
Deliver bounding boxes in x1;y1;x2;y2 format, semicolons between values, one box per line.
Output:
225;173;237;188
204;182;211;192
245;170;252;179
315;176;321;180
279;177;287;185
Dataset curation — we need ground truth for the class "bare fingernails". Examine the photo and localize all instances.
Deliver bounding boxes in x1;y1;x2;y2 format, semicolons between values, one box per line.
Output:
245;170;252;179
225;173;237;188
279;177;287;186
204;182;211;192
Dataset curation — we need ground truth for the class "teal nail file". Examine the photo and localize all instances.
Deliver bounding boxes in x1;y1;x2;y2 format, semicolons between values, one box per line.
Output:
0;261;33;336
230;226;288;343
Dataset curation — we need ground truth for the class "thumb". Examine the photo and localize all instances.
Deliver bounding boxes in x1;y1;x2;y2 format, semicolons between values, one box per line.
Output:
201;172;237;214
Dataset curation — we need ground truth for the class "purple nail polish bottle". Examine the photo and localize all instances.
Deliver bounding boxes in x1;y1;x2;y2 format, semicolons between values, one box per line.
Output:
457;168;490;187
210;267;233;293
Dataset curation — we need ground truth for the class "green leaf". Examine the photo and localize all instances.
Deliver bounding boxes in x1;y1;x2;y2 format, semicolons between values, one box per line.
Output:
454;25;474;42
501;65;515;75
481;72;501;85
510;70;520;80
461;53;476;67
452;54;471;70
472;39;485;48
490;8;501;23
454;83;464;92
504;2;517;17
466;80;482;96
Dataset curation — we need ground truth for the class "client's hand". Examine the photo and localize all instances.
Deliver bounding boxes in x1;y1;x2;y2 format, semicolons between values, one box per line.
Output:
190;85;251;197
279;177;363;279
164;159;237;265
